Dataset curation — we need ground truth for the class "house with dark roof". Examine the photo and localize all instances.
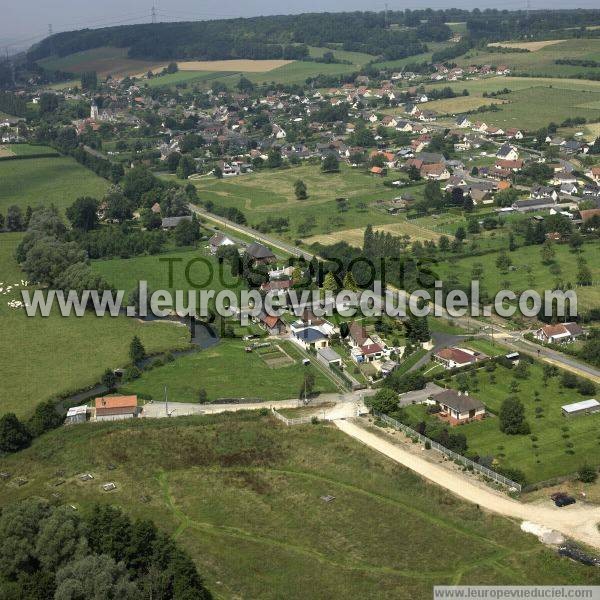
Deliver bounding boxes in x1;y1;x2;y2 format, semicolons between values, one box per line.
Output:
161;215;193;229
292;327;330;350
246;242;276;265
432;389;485;425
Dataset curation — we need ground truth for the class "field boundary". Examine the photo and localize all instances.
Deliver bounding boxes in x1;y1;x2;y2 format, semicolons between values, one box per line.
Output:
373;411;522;492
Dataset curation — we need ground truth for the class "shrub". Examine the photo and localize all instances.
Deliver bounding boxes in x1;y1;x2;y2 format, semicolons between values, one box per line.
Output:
579;464;598;483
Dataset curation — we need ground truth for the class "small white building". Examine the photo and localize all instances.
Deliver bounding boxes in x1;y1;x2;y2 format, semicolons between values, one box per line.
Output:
561;399;600;417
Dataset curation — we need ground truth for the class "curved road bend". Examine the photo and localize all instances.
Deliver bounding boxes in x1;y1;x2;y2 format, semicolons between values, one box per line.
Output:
336;419;600;550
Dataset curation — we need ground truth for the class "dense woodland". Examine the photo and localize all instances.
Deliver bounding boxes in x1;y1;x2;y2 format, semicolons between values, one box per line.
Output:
26;9;600;65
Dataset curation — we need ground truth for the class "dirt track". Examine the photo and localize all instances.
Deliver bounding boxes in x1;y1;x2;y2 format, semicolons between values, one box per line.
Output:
336;419;600;549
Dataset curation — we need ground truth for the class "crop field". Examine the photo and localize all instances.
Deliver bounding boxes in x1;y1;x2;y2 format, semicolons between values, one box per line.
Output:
0;413;596;599
121;340;336;403
38;46;163;78
0;233;190;418
2;143;58;156
304;220;441;248
191;165;427;241
458;39;600;78
0;155;108;214
404;361;600;483
488;40;566;52
424;96;506;115
426;76;600;129
432;242;600;312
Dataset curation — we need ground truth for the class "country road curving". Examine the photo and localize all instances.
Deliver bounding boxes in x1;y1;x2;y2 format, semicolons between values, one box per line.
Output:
335;418;600;550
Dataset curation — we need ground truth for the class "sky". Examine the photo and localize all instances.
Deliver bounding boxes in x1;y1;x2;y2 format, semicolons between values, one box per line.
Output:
2;0;599;52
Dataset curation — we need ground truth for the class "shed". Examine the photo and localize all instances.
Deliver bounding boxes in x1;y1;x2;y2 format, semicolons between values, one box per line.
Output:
65;405;88;425
561;399;600;417
317;346;342;367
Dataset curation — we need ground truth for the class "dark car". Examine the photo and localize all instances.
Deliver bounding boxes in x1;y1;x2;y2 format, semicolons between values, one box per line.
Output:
554;495;576;507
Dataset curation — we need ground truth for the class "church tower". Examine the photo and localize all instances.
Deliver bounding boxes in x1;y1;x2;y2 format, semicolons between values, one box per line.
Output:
90;100;99;121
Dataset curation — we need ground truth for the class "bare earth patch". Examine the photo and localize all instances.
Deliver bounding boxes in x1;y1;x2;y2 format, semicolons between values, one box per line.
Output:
304;221;441;248
0;146;15;158
488;40;565;52
176;60;294;72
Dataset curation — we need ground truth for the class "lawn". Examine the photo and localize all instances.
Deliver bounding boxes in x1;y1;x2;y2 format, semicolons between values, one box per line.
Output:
0;155;108;215
424;361;600;483
432;241;600;312
121;339;337;403
191;164;430;243
0;412;596;598
0;233;190;418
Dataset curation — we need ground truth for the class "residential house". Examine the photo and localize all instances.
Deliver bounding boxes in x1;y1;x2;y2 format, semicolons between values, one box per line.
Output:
246;242;276;265
161;216;193;229
209;232;235;253
496;143;519;161
433;390;485;425
434;347;487;369
257;313;287;335
421;163;450;180
292;327;330;350
535;322;584;344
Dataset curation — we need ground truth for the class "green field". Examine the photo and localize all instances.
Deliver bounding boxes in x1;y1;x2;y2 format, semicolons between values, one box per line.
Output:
144;70;231;89
92;246;243;298
191;165;425;241
407;361;600;483
1;144;57;157
0;412;596;598
0;156;108;215
433;242;600;312
0;233;190;418
458;39;600;79
122;339;336;403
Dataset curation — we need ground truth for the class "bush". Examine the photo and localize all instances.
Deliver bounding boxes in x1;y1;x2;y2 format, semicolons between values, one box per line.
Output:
578;464;598;483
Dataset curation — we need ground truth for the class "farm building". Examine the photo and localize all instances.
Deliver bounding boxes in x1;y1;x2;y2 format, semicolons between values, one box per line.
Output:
94;395;139;421
64;405;88;425
561;399;600;417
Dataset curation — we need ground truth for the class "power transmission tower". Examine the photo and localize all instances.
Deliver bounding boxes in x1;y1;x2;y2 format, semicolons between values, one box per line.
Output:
151;5;157;24
384;3;389;29
48;24;53;36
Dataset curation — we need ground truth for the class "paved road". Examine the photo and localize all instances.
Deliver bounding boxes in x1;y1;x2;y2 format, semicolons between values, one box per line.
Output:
336;418;600;550
189;203;314;260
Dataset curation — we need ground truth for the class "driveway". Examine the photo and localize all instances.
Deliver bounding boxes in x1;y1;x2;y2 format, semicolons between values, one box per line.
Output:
398;382;444;406
336;419;600;550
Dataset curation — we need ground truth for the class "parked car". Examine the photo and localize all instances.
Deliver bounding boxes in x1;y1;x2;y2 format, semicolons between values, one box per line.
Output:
551;492;576;507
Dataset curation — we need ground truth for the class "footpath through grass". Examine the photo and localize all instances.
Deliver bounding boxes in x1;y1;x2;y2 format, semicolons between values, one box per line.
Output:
0;412;596;598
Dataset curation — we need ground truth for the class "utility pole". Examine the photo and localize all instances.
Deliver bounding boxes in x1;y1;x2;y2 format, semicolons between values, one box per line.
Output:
151;5;157;24
384;3;389;29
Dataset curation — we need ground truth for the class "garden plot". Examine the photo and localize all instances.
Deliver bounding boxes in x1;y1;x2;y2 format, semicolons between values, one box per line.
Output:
256;344;296;369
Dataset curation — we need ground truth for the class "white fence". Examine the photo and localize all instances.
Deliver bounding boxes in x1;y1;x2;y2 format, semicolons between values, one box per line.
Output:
271;407;330;426
373;411;522;493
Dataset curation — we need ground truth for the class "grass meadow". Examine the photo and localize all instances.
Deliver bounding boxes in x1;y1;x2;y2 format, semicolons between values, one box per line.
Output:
0;412;596;598
121;339;337;403
0;233;190;417
191;164;427;242
0;155;108;215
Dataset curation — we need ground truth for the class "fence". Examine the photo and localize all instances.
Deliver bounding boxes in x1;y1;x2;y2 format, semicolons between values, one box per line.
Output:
373;410;522;492
271;407;324;426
